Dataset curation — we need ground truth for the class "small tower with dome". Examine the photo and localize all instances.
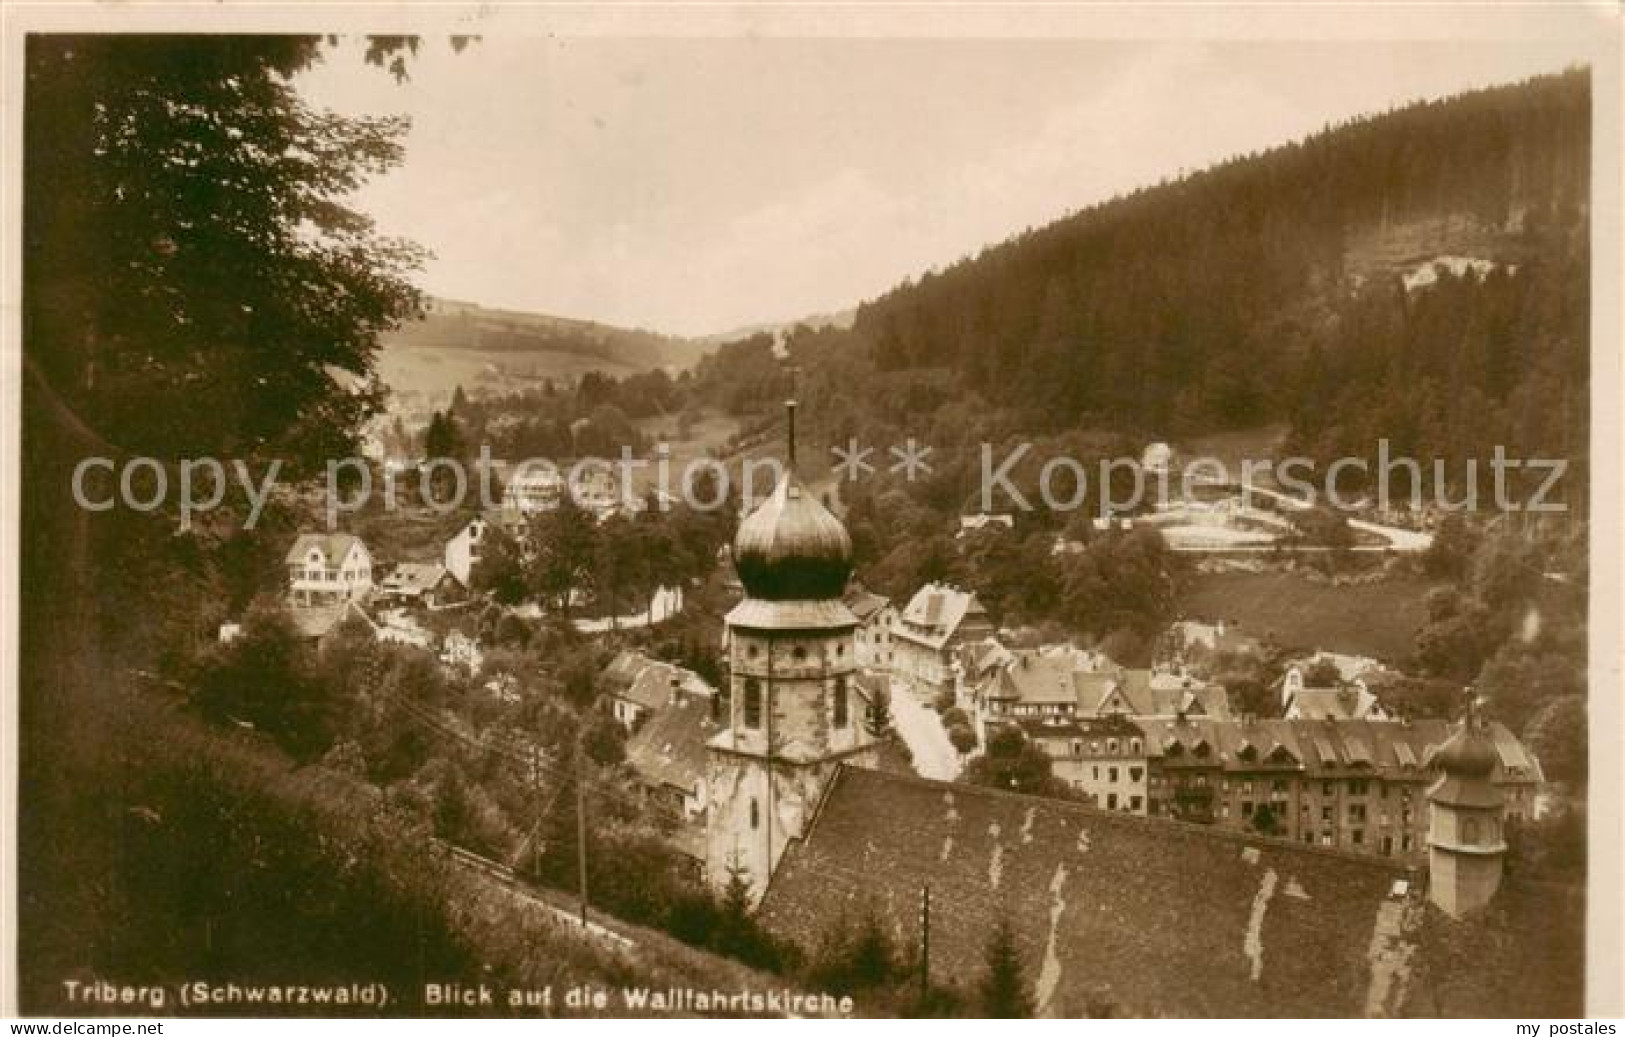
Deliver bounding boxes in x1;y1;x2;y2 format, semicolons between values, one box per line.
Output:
1427;701;1508;918
705;386;878;904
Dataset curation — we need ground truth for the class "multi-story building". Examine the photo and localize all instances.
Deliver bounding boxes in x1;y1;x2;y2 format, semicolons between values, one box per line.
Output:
1022;713;1151;813
284;533;373;607
892;582;994;700
842;583;897;670
1139;715;1542;860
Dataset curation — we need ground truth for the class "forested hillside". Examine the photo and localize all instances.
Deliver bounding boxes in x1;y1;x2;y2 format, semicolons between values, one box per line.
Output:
695;68;1590;503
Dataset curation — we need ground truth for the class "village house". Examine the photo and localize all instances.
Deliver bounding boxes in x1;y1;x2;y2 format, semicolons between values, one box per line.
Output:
1279;665;1393;721
625;679;723;863
285;533;374;607
442;515;488;587
501;464;565;514
842;583;896;670
600;649;712;731
377;561;462;609
892;582;995;701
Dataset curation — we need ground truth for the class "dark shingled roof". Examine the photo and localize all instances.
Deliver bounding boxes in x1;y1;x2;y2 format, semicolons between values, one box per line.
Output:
842;584;891;622
757;766;1582;1018
625;693;720;796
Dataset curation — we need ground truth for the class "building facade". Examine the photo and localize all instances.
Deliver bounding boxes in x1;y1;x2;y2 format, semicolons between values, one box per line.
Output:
285;533;373;607
892;582;995;701
1138;715;1541;860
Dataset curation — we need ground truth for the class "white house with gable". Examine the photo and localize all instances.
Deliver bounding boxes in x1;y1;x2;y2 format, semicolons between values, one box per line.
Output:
286;533;374;607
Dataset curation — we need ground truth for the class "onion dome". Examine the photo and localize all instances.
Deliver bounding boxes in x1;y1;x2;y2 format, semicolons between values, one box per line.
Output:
733;473;853;601
1428;706;1504;811
1433;720;1499;780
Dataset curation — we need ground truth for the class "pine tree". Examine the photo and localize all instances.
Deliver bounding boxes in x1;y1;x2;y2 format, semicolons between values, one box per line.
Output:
979;915;1034;1018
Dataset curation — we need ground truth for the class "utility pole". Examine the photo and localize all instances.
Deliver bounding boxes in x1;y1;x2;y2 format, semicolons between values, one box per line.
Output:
576;741;589;927
919;883;931;1002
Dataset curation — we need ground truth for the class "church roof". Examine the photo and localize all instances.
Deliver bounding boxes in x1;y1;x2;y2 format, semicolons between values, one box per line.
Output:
757;766;1582;1017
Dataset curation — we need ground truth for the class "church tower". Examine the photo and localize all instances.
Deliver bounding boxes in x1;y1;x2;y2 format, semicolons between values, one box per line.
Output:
1427;705;1508;918
705;392;878;904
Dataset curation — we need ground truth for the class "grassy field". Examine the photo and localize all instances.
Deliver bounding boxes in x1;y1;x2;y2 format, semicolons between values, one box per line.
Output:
1176;569;1436;664
377;344;644;403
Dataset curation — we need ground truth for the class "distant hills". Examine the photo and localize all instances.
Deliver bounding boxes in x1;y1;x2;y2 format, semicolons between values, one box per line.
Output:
387;296;713;372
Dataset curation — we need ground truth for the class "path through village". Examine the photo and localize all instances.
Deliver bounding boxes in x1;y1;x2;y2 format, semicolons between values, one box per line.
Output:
888;678;963;781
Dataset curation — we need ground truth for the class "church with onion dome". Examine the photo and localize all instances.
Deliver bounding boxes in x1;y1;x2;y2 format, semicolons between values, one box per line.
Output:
705;392;881;903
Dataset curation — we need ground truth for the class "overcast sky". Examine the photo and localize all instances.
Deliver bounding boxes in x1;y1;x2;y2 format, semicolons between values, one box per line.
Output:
295;37;1590;338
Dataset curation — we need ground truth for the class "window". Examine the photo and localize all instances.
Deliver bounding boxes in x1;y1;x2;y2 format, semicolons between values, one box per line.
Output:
1131;739;1142;754
1109;766;1119;782
833;677;849;728
1349;780;1369;796
1402;835;1413;852
1107;738;1119;754
1321;806;1333;822
1093;766;1100;780
1322;781;1335;796
1129;767;1143;782
1349;804;1367;823
1272;779;1289;794
1242;801;1254;817
1129;795;1142;811
1352;830;1364;845
749;799;760;830
743;679;763;729
1107;793;1118;810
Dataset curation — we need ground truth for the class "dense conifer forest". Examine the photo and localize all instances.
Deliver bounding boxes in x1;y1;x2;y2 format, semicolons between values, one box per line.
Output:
693;68;1590;504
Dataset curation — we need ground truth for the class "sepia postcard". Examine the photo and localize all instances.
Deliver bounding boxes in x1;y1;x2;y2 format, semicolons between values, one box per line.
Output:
2;2;1622;1023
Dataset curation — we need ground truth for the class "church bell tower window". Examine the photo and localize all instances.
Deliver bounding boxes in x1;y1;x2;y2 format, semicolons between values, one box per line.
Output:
743;678;763;729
